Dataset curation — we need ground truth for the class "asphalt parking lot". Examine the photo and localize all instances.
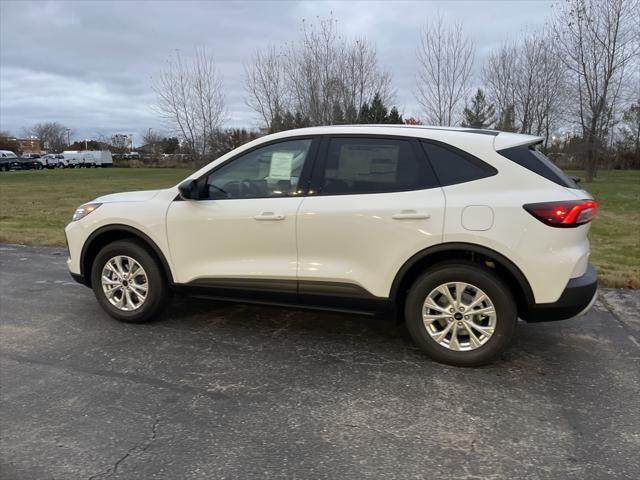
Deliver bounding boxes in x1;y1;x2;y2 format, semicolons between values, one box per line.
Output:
1;244;639;479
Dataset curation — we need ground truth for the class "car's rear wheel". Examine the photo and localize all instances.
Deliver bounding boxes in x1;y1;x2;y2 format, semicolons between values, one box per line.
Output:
91;240;169;323
405;262;517;367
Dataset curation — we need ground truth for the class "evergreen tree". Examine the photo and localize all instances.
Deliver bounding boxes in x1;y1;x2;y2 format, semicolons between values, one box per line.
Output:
462;89;496;129
269;111;285;133
344;104;358;123
386;107;403;124
495;104;516;132
293;111;310;129
331;102;345;125
282;111;295;130
358;102;371;123
369;93;388;123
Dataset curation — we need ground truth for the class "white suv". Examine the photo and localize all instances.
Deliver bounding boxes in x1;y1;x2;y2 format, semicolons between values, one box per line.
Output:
65;126;598;366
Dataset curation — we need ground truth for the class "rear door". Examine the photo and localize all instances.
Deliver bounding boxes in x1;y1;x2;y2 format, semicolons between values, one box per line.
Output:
296;135;445;299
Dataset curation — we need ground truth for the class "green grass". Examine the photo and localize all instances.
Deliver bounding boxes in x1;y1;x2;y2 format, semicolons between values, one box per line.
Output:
567;170;640;288
0;168;192;245
0;168;638;288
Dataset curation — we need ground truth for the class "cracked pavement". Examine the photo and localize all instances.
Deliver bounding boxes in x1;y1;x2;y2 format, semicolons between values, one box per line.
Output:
1;244;639;479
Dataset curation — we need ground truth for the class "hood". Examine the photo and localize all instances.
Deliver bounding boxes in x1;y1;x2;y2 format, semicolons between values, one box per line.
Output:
94;189;160;203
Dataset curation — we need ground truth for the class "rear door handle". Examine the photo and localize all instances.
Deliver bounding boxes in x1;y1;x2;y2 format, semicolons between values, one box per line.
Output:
254;212;285;221
391;210;431;220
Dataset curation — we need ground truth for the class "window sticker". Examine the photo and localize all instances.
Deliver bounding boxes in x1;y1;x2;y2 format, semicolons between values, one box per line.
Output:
269;151;294;179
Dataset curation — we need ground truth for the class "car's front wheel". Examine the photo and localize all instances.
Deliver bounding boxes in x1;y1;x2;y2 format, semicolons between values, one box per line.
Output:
405;262;517;367
91;240;169;323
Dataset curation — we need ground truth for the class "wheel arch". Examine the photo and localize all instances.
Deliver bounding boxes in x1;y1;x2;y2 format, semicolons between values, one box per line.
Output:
80;224;174;287
390;243;535;319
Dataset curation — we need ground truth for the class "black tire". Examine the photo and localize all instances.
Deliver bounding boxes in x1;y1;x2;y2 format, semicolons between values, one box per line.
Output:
404;261;517;367
91;239;169;323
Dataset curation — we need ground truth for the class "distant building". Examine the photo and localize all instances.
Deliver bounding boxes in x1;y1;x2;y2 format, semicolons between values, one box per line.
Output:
11;137;42;154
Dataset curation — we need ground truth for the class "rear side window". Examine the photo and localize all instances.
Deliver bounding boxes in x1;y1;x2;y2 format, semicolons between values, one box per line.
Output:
498;145;578;188
421;141;497;186
319;137;438;195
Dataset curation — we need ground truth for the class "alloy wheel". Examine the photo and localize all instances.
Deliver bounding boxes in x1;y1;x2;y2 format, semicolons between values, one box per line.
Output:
101;255;149;311
422;282;497;351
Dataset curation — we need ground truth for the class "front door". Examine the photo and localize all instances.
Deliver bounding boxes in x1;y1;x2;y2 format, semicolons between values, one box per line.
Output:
166;138;316;294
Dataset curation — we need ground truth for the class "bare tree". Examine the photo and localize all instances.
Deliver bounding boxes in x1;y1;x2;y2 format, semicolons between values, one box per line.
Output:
244;46;288;128
110;133;131;153
415;15;474;126
340;37;393;122
483;43;518;129
484;32;569;143
141;129;163;147
553;0;639;180
514;34;567;142
528;36;567;144
244;16;393;129
154;48;226;164
622;99;640;156
23;122;71;153
284;16;346;125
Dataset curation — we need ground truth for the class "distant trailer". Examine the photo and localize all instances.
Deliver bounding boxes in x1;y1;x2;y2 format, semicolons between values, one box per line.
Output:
62;150;113;167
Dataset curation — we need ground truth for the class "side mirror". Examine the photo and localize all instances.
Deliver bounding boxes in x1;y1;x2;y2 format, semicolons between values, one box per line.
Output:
570;176;581;184
178;179;198;200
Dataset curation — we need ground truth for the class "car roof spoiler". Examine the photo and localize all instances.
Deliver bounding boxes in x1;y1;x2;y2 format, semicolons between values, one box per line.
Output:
493;132;544;151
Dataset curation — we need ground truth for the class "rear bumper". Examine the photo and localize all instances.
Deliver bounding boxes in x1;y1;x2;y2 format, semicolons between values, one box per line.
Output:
524;264;597;322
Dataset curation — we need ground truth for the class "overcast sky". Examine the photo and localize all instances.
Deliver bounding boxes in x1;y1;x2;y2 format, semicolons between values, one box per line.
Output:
0;0;554;143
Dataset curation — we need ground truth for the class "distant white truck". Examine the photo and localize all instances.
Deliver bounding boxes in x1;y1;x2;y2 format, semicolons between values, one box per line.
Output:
62;150;113;168
42;154;67;168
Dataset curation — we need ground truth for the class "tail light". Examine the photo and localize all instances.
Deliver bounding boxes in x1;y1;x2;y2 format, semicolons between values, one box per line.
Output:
523;199;597;228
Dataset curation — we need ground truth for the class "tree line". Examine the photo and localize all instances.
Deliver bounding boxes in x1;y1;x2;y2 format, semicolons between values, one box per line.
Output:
153;0;638;177
4;0;638;177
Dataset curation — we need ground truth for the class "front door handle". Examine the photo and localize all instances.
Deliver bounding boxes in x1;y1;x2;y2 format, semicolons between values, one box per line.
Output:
391;210;431;220
254;212;285;221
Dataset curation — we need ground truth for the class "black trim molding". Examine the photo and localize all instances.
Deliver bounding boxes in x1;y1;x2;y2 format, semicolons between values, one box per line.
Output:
176;278;393;316
80;224;175;285
390;242;536;307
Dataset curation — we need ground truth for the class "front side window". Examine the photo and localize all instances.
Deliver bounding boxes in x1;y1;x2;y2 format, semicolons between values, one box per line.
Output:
205;139;312;199
319;137;437;195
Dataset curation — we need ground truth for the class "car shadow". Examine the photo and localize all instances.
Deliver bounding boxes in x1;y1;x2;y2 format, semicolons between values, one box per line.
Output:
157;294;570;370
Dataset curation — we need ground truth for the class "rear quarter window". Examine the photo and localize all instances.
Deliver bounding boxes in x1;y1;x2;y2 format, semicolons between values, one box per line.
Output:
421;141;497;186
498;145;579;189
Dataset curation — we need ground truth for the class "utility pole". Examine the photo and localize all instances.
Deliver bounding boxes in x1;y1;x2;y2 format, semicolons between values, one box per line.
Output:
65;128;71;146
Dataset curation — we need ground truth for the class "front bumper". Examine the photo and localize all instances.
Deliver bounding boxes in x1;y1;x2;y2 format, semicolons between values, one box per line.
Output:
69;271;86;285
525;264;598;322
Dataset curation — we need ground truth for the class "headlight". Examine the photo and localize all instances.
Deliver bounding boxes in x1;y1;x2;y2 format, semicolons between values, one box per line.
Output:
71;203;101;222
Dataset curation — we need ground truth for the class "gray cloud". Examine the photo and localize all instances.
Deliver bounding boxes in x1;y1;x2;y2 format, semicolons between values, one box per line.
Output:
0;0;552;142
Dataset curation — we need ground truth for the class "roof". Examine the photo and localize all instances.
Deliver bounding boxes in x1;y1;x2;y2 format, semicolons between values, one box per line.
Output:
280;124;499;136
260;125;543;151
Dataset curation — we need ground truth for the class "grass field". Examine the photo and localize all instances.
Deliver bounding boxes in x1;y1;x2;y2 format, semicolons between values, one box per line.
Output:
567;170;640;288
0;168;638;288
0;168;192;245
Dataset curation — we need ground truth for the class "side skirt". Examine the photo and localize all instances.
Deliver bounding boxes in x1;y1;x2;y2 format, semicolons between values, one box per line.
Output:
173;278;396;318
